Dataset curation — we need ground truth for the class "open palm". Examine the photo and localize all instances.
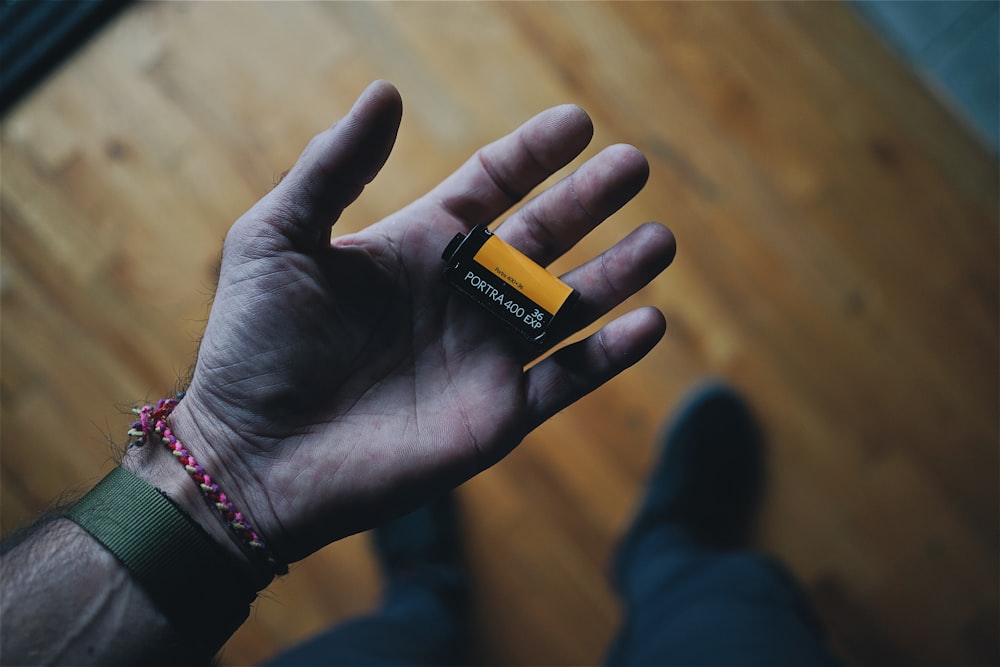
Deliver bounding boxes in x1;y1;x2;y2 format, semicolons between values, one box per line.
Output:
168;81;676;563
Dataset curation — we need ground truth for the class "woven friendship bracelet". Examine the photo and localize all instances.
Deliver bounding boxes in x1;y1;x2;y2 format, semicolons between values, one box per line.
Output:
129;396;288;577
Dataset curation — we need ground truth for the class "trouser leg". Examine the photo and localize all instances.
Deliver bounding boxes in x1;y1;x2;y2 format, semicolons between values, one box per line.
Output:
606;525;841;667
267;496;467;666
266;580;465;666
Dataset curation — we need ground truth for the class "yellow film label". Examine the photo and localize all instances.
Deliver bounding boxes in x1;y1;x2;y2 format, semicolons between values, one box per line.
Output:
472;235;574;315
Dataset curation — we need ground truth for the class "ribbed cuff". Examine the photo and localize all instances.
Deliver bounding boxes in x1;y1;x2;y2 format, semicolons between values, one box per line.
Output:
65;467;257;657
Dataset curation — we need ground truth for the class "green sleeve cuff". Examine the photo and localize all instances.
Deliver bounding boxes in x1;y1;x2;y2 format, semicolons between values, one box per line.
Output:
65;466;256;657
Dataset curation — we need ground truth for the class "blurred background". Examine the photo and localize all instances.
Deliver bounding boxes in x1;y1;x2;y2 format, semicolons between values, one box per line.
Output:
1;2;996;665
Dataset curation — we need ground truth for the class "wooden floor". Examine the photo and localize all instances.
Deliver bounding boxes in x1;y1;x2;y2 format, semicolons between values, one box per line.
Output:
2;3;997;665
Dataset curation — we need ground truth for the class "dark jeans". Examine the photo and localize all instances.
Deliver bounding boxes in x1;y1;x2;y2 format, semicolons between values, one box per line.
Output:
268;525;840;666
605;524;841;666
266;579;465;666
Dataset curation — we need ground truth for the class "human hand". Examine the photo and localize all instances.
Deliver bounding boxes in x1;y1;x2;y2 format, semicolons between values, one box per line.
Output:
166;81;676;564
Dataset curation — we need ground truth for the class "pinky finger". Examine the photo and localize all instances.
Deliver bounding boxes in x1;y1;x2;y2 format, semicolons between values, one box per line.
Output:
522;307;667;432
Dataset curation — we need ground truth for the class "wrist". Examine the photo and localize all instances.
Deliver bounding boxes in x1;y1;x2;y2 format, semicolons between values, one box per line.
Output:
120;434;256;581
121;397;284;589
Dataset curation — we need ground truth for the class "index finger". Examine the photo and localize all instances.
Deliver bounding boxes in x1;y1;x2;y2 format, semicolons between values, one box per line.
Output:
429;105;594;228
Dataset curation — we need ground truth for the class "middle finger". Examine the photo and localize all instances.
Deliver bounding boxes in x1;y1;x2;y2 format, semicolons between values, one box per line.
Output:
495;143;650;267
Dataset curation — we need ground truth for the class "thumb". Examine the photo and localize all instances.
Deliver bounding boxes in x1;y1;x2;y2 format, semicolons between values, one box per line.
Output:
265;80;403;247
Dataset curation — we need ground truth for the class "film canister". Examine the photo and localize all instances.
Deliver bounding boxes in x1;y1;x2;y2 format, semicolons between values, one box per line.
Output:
442;225;579;346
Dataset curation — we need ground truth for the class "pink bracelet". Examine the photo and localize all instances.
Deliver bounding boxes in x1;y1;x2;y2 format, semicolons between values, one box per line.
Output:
129;396;288;577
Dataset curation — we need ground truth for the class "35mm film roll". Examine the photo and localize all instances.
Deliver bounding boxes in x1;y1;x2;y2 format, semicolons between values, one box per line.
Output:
442;225;579;346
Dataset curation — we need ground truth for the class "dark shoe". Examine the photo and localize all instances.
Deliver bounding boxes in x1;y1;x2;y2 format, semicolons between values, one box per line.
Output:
615;382;765;574
374;494;467;606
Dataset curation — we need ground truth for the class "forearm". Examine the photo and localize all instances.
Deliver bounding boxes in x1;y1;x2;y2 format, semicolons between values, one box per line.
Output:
0;515;188;665
1;431;262;666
